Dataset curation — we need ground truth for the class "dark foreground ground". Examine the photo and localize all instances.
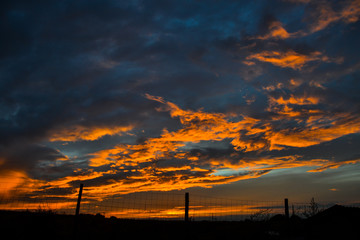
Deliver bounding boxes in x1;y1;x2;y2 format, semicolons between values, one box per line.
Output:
1;205;359;240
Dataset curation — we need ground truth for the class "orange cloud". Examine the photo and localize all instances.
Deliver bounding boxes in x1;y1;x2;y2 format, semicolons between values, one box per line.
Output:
309;0;360;33
3;95;358;203
342;0;360;23
267;21;291;39
85;155;359;200
49;125;134;142
245;50;333;70
209;155;328;173
307;159;360;172
80;170;270;200
81;95;360;198
269;95;320;106
275;1;359;36
267;112;360;148
242;60;256;66
46;169;117;190
265;94;322;120
256;21;301;40
144;93;266;152
262;82;284;92
89;145;128;167
264;92;360;148
89;94;360;160
252;1;360;42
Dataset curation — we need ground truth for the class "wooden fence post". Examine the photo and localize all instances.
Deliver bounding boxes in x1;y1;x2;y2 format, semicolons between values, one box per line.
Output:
185;192;189;222
75;183;84;216
74;183;84;237
284;198;289;219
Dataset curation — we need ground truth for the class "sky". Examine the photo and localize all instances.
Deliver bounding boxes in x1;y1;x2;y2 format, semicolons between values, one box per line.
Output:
1;0;360;206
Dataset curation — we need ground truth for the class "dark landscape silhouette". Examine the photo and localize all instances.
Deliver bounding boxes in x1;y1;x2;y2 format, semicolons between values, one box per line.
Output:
1;203;359;240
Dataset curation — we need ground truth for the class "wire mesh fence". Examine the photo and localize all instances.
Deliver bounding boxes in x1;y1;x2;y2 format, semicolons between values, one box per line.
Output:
79;192;286;221
1;183;360;221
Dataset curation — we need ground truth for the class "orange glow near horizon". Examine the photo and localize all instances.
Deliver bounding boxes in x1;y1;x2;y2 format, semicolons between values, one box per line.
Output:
102;202;282;220
0;171;28;198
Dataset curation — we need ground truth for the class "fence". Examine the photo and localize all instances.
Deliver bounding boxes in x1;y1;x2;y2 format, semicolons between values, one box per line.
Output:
1;183;359;221
79;192;287;221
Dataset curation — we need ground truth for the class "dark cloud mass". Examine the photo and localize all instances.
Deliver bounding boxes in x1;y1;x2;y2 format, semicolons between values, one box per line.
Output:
1;0;360;201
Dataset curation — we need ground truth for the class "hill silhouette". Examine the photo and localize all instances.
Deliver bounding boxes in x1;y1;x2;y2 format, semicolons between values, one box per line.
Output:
303;204;360;239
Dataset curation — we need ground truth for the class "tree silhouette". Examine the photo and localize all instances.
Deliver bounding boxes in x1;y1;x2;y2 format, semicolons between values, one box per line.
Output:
302;197;320;218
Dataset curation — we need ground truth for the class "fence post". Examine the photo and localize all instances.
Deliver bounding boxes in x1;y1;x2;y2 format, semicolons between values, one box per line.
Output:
74;183;83;237
75;183;84;216
284;198;289;219
185;192;189;222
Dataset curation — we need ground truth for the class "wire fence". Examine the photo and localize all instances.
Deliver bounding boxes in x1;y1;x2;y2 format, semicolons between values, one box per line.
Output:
1;183;360;221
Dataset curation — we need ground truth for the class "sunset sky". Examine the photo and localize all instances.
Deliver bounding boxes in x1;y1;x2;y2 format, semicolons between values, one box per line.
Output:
1;0;360;205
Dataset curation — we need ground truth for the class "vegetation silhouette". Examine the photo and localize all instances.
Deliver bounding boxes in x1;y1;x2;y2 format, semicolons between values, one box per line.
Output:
301;197;320;218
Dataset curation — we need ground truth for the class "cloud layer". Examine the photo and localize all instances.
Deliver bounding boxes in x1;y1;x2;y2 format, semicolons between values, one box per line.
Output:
1;0;360;203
